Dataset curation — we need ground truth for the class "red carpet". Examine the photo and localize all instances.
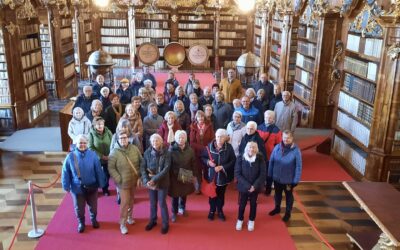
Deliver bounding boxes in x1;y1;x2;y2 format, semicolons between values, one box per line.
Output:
153;72;216;94
36;186;296;250
297;135;329;151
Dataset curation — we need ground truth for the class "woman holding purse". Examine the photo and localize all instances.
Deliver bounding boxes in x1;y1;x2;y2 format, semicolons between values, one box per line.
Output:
234;141;266;231
168;130;197;222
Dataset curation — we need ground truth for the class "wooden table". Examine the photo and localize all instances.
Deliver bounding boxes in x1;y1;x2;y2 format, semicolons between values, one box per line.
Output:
343;181;400;249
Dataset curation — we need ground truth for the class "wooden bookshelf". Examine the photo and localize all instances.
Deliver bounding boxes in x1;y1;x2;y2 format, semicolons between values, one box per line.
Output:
39;23;55;97
332;2;400;182
253;13;262;58
292;3;341;128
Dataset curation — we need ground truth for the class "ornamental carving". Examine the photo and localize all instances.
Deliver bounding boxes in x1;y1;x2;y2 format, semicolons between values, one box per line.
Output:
328;40;344;105
300;5;319;27
387;42;400;60
5;22;19;36
340;0;357;17
171;14;178;23
349;4;383;37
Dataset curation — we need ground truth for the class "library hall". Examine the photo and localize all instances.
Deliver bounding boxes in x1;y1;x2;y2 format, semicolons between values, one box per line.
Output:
1;0;400;249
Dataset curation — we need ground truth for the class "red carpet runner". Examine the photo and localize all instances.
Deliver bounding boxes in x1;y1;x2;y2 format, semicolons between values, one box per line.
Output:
36;187;296;250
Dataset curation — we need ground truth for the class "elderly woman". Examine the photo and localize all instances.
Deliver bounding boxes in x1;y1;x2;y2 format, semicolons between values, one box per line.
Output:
204;104;216;130
141;134;171;234
68;107;91;147
268;130;302;222
92;74;111;98
143;79;156;100
174;100;191;134
201;129;236;221
131;72;144;97
188;93;202;123
190;110;214;193
86;99;104;122
169;86;189;110
168;130;197;222
158;111;182;147
121;104;143;141
88;117;113;196
139;87;153;112
143;103;163;150
239;121;267;161
108;131;143;235
61;134;105;233
110;119;142;152
100;87;112;110
116;78;133;105
234;141;266;232
104;93;125;133
227;111;247;157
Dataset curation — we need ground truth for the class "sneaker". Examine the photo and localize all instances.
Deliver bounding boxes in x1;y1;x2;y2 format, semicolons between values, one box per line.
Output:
248;221;255;231
207;212;215;221
269;208;281;216
145;221;157;231
120;224;128;234
235;220;243;231
264;187;272;196
161;225;169;234
127;217;135;225
178;208;184;215
282;213;291;222
171;213;177;223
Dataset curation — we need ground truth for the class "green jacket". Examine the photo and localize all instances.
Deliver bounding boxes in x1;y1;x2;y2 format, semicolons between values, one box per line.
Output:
108;143;143;189
88;127;113;164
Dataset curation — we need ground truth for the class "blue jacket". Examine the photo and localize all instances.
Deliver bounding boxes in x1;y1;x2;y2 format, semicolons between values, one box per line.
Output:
237;106;262;125
268;143;302;184
62;148;106;194
235;153;266;193
73;94;97;114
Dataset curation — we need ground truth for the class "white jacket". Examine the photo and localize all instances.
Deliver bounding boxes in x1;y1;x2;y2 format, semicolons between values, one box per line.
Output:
226;122;246;156
67;116;91;144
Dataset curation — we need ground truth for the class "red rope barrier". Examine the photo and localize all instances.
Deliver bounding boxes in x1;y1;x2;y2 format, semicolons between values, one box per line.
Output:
294;190;336;250
32;173;61;189
8;188;32;250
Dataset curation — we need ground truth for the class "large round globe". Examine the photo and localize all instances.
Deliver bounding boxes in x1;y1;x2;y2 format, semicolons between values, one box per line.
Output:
236;52;261;76
86;49;115;75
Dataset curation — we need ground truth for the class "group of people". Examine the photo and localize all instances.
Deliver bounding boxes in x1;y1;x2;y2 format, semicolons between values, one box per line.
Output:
62;67;302;235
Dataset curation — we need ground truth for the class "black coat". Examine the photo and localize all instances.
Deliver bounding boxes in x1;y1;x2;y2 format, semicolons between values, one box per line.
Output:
238;132;267;161
168;143;197;197
140;147;171;189
200;141;236;186
235;154;266;193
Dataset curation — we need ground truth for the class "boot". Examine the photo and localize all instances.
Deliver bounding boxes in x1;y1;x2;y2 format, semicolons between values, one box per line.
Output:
78;218;85;233
269;207;281;216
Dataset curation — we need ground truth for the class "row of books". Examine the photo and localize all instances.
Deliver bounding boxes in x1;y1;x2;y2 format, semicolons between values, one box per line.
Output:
19;24;39;36
343;73;376;104
255;36;261;46
84;22;92;32
23;65;43;85
338;91;373;126
41;41;51;48
87;43;92;53
270;56;280;68
25;80;45;102
64;63;75;78
255;16;262;27
219;48;240;56
298;41;317;58
298;25;319;42
296;53;315;72
223;60;237;68
271;19;282;29
220;31;246;39
43;65;54;81
295;68;313;87
179;15;212;21
137;37;169;46
346;34;383;58
269;66;278;80
101;37;129;45
85;33;92;41
0;46;4;53
271;44;281;55
0;79;9;87
344;56;378;82
0;71;8;79
21;51;42;70
0;96;11;104
219;40;246;47
62;42;74;54
102;19;127;27
178;39;212;47
136;29;171;38
0;62;6;70
113;58;131;67
220;24;247;30
0;108;12;118
103;45;130;54
61;18;71;27
220;16;244;21
0;86;9;95
179;31;213;39
333;134;367;176
337;110;370;147
101;28;128;36
136;13;168;20
64;54;75;65
60;28;72;40
178;23;211;29
28;98;47;123
21;38;40;53
271;31;282;42
137;20;169;29
294;81;311;102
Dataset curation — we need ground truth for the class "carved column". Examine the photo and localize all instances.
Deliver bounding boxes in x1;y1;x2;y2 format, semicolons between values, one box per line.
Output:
128;5;136;70
214;8;220;74
259;10;268;74
279;13;291;90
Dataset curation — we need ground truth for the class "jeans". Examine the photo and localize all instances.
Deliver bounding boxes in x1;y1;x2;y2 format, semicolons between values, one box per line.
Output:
171;196;187;214
273;181;294;214
71;190;98;223
238;191;259;221
119;185;136;225
209;185;227;213
265;161;272;190
148;188;169;226
102;163;110;191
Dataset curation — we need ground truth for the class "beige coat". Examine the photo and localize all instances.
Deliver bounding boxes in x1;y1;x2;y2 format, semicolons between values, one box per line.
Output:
219;78;242;103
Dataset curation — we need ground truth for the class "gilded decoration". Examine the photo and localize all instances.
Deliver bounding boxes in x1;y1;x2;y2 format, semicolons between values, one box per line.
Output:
349;4;383;37
51;18;59;28
5;21;19;36
328;40;344;104
16;0;37;19
300;4;319;27
171;14;178;23
387;42;400;60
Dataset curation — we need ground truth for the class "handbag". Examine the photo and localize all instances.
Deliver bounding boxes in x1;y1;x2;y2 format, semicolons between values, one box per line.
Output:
178;168;193;184
73;154;98;194
201;147;217;198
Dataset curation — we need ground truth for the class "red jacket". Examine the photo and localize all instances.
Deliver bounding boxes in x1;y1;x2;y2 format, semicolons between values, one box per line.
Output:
158;120;182;148
257;124;282;160
189;121;215;157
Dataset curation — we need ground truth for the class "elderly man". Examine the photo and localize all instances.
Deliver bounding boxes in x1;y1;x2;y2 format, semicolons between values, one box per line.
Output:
199;86;214;108
155;93;170;118
62;134;106;233
253;73;274;107
269;83;283;111
274;91;298;133
184;72;202;97
164;70;179;95
258;110;282;195
74;85;98;113
142;65;157;89
238;121;267;161
237;96;262;125
212;91;233;130
246;88;264;113
92;74;112;98
139;87;154;112
219;68;242;103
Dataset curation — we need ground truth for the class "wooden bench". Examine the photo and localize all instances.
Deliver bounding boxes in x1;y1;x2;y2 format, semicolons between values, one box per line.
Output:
343;181;400;250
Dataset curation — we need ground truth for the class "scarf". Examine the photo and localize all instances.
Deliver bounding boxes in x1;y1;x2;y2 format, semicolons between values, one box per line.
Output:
244;153;256;163
189;103;199;122
281;141;292;156
112;104;122;123
174;109;185;118
167;123;175;144
230;121;245;131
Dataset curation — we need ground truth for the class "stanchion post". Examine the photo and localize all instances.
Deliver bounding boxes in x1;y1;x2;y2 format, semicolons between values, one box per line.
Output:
27;181;45;238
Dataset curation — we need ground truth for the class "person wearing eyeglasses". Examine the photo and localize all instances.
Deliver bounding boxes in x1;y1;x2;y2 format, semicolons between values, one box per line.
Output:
61;134;106;233
108;131;143;235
